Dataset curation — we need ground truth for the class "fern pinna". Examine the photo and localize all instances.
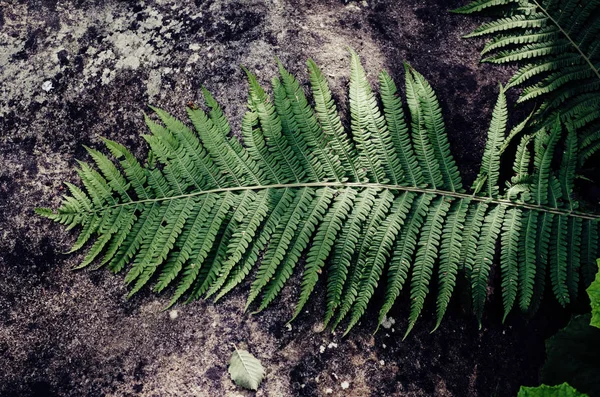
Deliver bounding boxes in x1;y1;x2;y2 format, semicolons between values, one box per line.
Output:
37;51;600;336
454;0;600;165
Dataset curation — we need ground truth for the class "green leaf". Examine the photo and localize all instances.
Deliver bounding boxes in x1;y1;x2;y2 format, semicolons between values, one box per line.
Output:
542;314;600;397
587;260;600;329
518;383;588;397
228;346;266;391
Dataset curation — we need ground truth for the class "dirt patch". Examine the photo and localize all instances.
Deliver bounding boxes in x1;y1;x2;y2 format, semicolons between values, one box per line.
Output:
0;0;568;396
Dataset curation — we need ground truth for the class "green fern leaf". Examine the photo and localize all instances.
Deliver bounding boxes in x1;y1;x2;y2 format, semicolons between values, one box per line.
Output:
461;0;600;161
37;53;600;336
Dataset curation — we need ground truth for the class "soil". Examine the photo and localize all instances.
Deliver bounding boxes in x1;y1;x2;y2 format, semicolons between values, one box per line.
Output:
0;0;572;396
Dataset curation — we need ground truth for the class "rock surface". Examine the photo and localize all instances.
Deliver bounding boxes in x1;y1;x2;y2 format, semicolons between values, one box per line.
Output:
0;0;568;396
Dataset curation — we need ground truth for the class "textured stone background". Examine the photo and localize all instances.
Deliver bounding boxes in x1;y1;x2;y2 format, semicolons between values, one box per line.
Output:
0;0;570;396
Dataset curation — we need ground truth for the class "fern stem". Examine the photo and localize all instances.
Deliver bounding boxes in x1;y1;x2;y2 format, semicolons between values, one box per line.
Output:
79;182;600;221
532;0;600;83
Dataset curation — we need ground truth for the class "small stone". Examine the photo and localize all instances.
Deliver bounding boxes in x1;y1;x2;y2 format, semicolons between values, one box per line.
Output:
380;315;395;329
42;81;53;92
380;360;385;366
325;388;333;394
327;342;338;349
319;345;326;353
341;381;350;389
382;343;387;349
169;310;178;320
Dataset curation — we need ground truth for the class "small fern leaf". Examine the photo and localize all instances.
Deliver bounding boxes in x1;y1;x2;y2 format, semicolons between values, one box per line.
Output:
460;202;489;274
245;188;310;309
324;188;377;327
277;60;344;183
473;85;507;197
346;192;414;334
378;193;434;329
529;211;554;315
472;204;506;326
334;189;395;330
307;59;364;182
259;188;335;313
550;214;570;306
500;207;522;321
565;217;583;301
582;220;600;286
404;63;444;190
379;71;424;187
349;50;388;184
452;0;519;14
518;210;539;311
434;198;470;331
290;188;356;322
409;67;463;192
405;197;452;338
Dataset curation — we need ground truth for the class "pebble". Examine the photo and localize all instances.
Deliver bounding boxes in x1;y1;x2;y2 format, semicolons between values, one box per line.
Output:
380;315;395;329
42;81;53;92
341;381;350;389
168;310;178;320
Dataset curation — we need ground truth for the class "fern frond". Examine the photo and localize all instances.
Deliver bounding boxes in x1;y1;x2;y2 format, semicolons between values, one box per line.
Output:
452;0;520;14
38;53;600;336
461;0;600;162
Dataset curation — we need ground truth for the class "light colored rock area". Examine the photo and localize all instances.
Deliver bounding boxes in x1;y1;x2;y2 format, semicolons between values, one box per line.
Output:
0;0;543;396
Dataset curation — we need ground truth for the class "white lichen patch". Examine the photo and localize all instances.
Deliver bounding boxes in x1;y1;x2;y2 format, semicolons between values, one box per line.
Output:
1;3;188;116
380;315;395;329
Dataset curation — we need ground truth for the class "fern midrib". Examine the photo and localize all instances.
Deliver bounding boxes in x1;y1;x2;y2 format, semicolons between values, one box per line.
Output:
80;182;600;221
532;0;600;83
